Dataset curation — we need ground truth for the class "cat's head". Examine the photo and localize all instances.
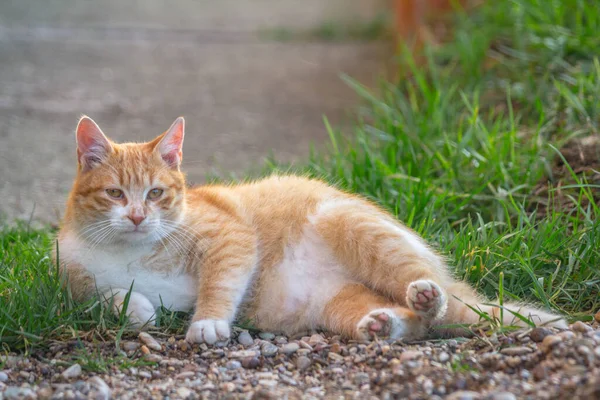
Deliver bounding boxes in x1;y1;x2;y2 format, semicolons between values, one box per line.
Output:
66;116;187;245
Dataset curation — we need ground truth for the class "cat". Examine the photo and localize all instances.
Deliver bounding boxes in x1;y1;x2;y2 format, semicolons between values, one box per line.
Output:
55;116;567;344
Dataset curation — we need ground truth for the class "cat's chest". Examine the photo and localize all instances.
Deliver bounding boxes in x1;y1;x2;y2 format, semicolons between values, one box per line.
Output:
60;233;196;310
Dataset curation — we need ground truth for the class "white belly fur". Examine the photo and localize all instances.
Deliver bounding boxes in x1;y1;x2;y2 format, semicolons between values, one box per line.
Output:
257;225;352;329
59;233;197;311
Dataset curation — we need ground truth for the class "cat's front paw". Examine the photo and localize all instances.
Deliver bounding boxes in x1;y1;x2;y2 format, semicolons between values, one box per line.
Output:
107;290;156;329
186;319;230;345
406;279;448;321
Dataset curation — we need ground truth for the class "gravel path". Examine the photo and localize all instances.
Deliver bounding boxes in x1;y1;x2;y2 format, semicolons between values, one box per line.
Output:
1;319;599;400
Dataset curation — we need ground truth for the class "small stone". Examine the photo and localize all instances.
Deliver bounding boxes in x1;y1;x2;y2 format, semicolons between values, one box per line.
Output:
571;321;593;333
0;371;7;382
446;390;481;400
226;360;242;370
506;356;521;368
177;340;190;352
62;363;82;379
175;371;195;380
258;332;275;340
500;346;533;356
138;332;162;351
241;357;261;369
529;327;553;343
354;373;370;385
329;343;341;353
489;392;517;400
38;386;53;399
400;350;423;362
533;364;548;381
328;352;344;362
138;371;152;379
121;341;140;352
229;350;259;358
275;336;287;344
299;340;313;350
438;352;450;362
308;334;325;345
541;335;562;352
261;342;278;357
4;386;35;399
89;376;110;400
297;349;312;356
144;354;163;363
140;345;150;355
282;343;300;355
296;356;311;370
177;387;192;398
237;331;254;347
594;310;600;323
595;347;600;357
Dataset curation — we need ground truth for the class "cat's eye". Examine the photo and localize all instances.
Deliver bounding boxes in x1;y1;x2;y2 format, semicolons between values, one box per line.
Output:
147;188;164;200
106;188;124;199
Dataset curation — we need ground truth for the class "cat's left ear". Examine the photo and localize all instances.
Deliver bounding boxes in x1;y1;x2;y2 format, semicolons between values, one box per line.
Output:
155;117;185;169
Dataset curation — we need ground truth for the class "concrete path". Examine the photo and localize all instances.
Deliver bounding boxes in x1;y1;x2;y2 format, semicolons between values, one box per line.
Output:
0;0;391;224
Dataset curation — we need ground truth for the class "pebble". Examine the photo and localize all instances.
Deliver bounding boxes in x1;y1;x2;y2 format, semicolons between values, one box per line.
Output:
400;350;423;362
144;354;163;363
446;390;482;400
329;343;341;353
296;356;311;370
541;335;562;352
595;310;600;323
571;321;593;333
38;386;53;399
140;345;150;355
226;360;242;370
241;357;261;369
558;331;575;340
500;346;533;356
275;336;288;344
261;342;279;357
354;372;370;385
282;343;300;355
121;341;140;352
0;371;8;382
177;387;192;398
237;331;254;347
259;332;275;340
138;332;162;351
489;392;517;400
299;341;313;350
88;376;111;400
4;386;35;399
328;352;344;362
229;350;259;358
438;352;450;362
595;347;600;357
62;363;82;379
529;327;553;343
138;371;152;379
308;334;325;345
175;371;195;380
296;349;312;356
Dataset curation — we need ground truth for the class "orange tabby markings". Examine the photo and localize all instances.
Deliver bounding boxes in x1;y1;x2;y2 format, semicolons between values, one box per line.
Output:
55;116;568;344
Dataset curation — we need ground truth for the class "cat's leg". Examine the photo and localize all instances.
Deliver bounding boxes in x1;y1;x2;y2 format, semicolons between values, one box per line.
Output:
185;223;258;345
102;288;157;328
313;198;451;322
321;283;425;340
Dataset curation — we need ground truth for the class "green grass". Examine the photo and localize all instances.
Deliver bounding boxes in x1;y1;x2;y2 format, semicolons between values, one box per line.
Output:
2;0;600;351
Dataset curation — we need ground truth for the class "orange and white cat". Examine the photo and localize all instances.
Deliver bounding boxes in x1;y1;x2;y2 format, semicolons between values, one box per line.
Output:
56;116;566;344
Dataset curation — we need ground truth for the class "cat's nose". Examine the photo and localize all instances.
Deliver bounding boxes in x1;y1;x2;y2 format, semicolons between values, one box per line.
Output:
128;214;146;226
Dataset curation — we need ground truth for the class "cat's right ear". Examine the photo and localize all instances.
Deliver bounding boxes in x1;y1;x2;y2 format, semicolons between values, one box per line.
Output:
76;116;112;172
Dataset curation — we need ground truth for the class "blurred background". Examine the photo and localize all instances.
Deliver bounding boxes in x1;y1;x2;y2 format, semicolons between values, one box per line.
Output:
0;0;404;224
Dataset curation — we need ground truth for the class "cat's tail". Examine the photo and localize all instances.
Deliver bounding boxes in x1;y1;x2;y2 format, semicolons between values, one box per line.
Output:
433;281;568;337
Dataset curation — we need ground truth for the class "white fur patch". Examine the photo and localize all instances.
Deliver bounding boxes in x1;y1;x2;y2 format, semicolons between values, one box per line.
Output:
59;232;197;311
186;319;230;344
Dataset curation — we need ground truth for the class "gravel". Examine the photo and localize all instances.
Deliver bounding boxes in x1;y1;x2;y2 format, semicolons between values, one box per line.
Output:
1;322;599;399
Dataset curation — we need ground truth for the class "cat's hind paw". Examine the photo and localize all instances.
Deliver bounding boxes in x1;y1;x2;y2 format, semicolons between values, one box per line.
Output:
186;319;230;345
406;279;448;321
356;309;406;341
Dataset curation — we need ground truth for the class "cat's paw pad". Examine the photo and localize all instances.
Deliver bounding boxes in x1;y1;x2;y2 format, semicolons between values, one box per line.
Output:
186;319;230;345
407;280;447;319
356;309;404;340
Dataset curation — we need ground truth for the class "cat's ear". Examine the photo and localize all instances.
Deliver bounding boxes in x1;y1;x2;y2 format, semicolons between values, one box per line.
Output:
75;116;113;172
155;117;185;169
